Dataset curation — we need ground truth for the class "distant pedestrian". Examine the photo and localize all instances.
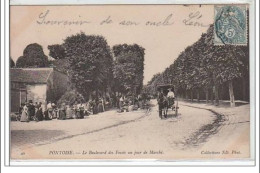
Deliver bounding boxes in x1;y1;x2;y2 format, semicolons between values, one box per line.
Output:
35;102;44;121
46;101;53;120
27;100;35;121
77;102;85;119
97;98;104;113
84;102;91;116
20;103;29;122
119;96;124;111
52;103;58;119
58;103;66;120
92;99;98;115
66;105;73;119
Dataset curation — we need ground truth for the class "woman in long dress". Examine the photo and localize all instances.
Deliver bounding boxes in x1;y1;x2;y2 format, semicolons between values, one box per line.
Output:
97;99;104;113
20;104;29;122
65;105;73;119
35;102;44;121
78;103;85;119
58;103;66;120
84;102;91;116
75;103;81;119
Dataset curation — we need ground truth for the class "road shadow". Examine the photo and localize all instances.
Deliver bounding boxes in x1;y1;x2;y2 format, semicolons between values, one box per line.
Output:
161;112;181;120
11;129;65;147
180;99;249;108
180;107;226;149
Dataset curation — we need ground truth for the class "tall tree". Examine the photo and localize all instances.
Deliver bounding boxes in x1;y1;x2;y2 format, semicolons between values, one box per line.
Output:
112;44;145;96
63;32;113;99
16;43;49;68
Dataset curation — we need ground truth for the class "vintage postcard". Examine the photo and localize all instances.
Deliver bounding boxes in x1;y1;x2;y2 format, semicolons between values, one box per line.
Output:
6;0;256;166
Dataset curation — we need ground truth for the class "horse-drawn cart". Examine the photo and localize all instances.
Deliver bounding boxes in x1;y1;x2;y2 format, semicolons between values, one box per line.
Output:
157;84;179;118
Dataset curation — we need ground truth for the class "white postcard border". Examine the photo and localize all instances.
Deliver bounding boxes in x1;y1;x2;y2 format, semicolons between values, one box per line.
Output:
2;0;258;167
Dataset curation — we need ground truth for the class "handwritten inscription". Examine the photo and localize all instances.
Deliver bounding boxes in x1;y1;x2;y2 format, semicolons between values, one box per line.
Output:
100;16;113;25
119;20;140;26
37;10;208;27
183;11;209;27
145;14;174;26
37;10;91;25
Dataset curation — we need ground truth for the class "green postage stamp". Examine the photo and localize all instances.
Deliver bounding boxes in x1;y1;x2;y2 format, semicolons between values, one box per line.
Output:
214;5;247;45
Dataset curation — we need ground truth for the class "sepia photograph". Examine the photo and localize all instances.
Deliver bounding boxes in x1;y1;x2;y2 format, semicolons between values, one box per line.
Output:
8;3;254;163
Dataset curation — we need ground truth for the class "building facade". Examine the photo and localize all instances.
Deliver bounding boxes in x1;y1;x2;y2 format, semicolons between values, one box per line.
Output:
10;68;69;112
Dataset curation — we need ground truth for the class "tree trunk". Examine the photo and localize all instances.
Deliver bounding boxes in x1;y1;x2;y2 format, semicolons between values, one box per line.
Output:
219;85;223;100
185;90;188;100
229;80;235;107
214;85;219;106
212;73;219;106
210;88;214;104
205;89;209;104
197;89;200;102
242;77;247;101
191;90;193;102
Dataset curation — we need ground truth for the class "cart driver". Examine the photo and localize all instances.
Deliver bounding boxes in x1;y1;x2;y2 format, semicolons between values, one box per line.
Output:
167;88;175;107
167;88;175;98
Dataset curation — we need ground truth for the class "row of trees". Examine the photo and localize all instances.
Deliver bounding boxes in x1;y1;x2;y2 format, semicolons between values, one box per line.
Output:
11;33;145;103
146;24;249;107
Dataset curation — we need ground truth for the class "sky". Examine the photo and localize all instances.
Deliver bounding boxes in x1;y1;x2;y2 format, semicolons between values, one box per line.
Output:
10;5;214;84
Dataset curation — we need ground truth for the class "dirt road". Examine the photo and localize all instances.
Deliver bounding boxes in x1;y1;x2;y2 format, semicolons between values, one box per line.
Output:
10;100;250;160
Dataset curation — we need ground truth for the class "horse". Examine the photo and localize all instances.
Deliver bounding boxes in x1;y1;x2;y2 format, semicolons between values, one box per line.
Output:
158;95;169;119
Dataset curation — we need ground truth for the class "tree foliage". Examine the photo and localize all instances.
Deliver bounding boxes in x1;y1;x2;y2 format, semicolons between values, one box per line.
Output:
48;44;66;60
112;44;145;96
63;32;113;99
10;57;15;68
146;24;249;104
16;43;49;68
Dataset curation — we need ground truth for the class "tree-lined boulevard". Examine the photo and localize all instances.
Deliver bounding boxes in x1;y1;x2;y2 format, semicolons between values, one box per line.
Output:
145;25;249;108
10;22;250;160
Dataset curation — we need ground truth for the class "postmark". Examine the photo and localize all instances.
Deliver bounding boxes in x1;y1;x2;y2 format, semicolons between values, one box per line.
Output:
214;5;247;45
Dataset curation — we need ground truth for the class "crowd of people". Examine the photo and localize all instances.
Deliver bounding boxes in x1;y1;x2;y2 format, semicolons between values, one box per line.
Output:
18;93;151;122
113;94;151;112
19;100;92;122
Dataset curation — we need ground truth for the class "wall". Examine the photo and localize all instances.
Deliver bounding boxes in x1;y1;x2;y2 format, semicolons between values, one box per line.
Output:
10;82;27;112
26;84;47;103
